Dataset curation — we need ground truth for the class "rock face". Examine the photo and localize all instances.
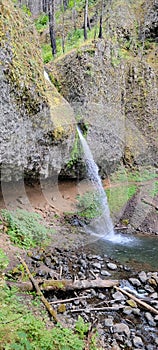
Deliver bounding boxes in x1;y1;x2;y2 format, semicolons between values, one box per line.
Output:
48;0;158;176
0;0;75;182
17;0;44;17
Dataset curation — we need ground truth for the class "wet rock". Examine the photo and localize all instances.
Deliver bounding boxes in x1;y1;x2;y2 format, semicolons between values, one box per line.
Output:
129;278;141;287
123;265;131;271
44;257;52;268
90;289;97;297
100;270;112;276
123;306;133;315
36;269;48;278
146;345;154;350
112;291;126;301
98;292;105;300
138;271;147;283
78;272;85;279
112;323;130;337
145;285;155;293
154;315;158;322
92;262;101;270
104;316;114;327
125;340;133;348
132;308;141;316
107;263;117;270
155;337;158;345
132;335;144;348
31;254;43;261
78;259;87;269
145;312;156;327
150;292;158;299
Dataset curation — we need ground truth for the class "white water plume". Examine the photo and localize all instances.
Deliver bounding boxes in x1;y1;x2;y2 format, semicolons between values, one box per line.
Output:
77;127;115;239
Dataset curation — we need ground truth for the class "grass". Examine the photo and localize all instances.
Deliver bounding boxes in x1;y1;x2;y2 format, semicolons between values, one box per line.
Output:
0;285;99;350
106;184;137;216
0;249;9;271
42;25;98;63
75;183;138;220
111;165;157;183
1;209;53;249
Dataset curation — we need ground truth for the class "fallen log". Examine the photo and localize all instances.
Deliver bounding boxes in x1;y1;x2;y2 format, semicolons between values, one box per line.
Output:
17;256;59;323
142;198;158;210
6;277;119;292
115;286;158;315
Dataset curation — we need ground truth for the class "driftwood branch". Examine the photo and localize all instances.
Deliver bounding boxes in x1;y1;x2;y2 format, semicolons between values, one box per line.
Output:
115;286;158;315
7;278;118;292
142;198;158;210
50;295;89;305
114;226;128;231
18;256;59;323
70;305;124;313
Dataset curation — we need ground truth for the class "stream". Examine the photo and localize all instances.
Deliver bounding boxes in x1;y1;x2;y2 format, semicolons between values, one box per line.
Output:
83;232;158;271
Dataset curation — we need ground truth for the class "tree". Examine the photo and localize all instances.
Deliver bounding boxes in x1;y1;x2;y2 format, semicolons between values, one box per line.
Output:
98;0;104;39
42;0;48;13
61;0;65;53
84;0;88;40
72;0;77;31
48;0;56;56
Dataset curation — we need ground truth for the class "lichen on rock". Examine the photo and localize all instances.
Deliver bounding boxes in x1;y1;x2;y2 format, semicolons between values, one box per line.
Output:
0;0;75;181
48;0;158;175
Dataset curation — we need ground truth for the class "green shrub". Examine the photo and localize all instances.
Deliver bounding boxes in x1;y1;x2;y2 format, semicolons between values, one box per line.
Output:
0;287;98;350
1;209;52;249
21;5;32;16
76;190;103;219
0;249;9;271
42;44;53;63
35;13;49;32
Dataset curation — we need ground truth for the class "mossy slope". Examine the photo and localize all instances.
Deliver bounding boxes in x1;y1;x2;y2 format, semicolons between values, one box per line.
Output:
0;0;75;135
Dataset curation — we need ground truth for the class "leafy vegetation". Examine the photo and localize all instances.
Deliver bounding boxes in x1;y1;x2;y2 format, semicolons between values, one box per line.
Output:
111;165;157;183
106;184;137;216
76;190;103;219
0;249;9;271
35;13;49;32
1;209;52;249
41;25;98;63
0;286;98;350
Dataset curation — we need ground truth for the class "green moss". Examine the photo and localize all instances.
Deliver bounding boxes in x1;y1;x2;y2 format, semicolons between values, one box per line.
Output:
42;280;66;290
66;131;80;169
1;0;47;114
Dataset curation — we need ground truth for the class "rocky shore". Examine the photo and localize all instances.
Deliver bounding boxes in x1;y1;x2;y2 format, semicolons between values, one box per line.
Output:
6;235;158;350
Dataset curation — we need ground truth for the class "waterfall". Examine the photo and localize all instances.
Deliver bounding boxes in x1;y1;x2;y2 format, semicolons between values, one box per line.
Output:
44;70;52;84
77;127;115;239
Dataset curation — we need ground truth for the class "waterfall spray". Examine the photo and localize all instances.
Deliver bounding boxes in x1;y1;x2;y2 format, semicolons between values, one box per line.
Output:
77;127;115;239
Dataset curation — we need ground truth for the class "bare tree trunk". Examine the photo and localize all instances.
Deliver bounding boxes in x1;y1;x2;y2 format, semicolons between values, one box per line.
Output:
72;0;77;31
43;0;48;12
84;0;88;40
61;0;65;53
98;0;103;38
48;0;56;56
87;16;91;30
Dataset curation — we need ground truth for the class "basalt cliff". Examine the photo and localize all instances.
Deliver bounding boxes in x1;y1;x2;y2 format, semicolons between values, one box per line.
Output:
48;0;158;177
0;0;75;182
0;0;158;182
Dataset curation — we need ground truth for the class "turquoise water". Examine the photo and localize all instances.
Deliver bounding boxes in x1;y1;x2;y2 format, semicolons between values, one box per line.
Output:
85;233;158;270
